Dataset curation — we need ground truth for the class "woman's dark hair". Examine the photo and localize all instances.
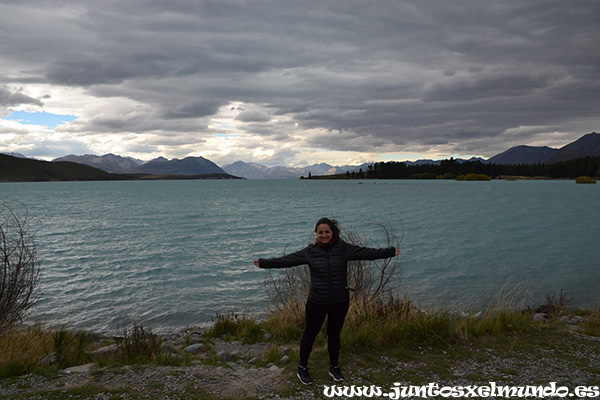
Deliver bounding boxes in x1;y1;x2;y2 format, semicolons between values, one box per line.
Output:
315;217;341;241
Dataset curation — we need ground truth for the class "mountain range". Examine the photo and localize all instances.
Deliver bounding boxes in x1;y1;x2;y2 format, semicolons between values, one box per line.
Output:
47;154;494;179
0;153;240;182
488;132;600;165
3;132;599;180
51;154;371;179
54;154;225;175
221;161;373;179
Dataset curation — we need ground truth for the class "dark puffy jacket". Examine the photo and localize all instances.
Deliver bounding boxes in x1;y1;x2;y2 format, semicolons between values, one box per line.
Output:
258;240;396;304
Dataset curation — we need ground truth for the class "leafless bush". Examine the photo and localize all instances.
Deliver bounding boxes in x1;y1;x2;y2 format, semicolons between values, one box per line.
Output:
264;256;311;322
115;323;161;364
528;289;573;315
264;220;404;320
0;204;39;335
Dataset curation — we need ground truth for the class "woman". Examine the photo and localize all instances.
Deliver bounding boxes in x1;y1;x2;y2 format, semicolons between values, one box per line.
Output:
254;217;400;385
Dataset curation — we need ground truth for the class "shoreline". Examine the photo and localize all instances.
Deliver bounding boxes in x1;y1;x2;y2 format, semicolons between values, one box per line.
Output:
25;292;600;339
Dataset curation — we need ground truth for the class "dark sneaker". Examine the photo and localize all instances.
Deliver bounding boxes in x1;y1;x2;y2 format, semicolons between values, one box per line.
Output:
329;366;345;382
297;366;313;385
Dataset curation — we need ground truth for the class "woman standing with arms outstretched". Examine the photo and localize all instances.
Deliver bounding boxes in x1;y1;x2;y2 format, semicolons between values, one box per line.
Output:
254;218;400;385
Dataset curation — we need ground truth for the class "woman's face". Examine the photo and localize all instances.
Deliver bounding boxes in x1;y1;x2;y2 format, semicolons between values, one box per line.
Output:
316;223;333;244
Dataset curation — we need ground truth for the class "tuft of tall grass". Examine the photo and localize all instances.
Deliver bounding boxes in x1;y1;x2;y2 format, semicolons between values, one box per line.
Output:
0;325;50;378
52;327;93;367
465;283;535;338
582;307;600;337
0;324;93;379
341;303;536;354
342;310;444;352
258;311;305;343
206;311;265;344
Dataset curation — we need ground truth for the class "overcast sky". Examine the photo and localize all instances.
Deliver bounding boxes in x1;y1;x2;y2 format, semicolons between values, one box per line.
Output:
1;0;599;166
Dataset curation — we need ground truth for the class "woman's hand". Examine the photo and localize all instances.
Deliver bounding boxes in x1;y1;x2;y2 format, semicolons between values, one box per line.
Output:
395;248;401;256
253;260;260;267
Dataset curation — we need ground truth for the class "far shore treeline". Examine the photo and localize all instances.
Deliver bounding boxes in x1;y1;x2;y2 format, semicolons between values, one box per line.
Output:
306;156;600;180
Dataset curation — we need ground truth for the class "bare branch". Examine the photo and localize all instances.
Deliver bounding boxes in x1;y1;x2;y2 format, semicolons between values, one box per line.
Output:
0;203;40;335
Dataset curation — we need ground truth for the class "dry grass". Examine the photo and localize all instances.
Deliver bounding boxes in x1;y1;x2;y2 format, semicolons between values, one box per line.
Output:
0;324;89;378
0;325;50;378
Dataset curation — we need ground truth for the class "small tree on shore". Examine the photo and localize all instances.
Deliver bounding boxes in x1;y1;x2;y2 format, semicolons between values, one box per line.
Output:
0;204;39;335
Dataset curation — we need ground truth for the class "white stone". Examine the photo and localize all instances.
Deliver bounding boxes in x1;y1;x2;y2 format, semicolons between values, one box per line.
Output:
183;343;206;353
62;363;100;374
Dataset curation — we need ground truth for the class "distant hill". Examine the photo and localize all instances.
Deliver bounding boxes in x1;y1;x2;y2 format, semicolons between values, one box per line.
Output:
133;156;226;175
54;153;144;173
546;132;600;163
222;161;270;179
488;146;558;165
0;152;30;159
299;163;370;177
223;161;304;179
488;132;600;165
0;154;116;182
222;161;368;179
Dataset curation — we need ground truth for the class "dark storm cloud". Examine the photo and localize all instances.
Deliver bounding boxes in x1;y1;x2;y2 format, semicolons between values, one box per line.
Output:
423;73;552;102
44;59;132;87
1;0;599;161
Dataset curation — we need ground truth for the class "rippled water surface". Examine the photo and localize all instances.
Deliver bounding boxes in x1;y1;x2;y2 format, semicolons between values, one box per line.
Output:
1;179;598;333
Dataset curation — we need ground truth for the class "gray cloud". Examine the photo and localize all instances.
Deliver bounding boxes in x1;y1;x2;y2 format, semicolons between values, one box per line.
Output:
0;85;43;107
1;0;599;163
162;101;222;120
235;111;271;123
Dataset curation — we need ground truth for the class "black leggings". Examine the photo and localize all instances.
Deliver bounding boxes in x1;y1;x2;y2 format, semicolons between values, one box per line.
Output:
299;300;350;367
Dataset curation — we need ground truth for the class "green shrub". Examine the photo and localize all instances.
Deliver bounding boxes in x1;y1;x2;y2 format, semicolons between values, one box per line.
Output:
456;173;492;181
575;176;596;184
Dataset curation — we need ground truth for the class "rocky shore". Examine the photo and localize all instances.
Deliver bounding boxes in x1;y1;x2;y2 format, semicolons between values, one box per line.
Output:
1;318;600;399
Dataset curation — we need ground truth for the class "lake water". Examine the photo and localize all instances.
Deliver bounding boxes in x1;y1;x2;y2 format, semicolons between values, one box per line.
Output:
1;179;598;334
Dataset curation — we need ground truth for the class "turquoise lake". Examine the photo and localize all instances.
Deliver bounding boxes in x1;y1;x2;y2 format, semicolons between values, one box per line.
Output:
1;179;598;334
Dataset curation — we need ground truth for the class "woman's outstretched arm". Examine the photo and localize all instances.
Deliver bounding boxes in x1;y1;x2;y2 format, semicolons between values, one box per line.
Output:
253;247;310;269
